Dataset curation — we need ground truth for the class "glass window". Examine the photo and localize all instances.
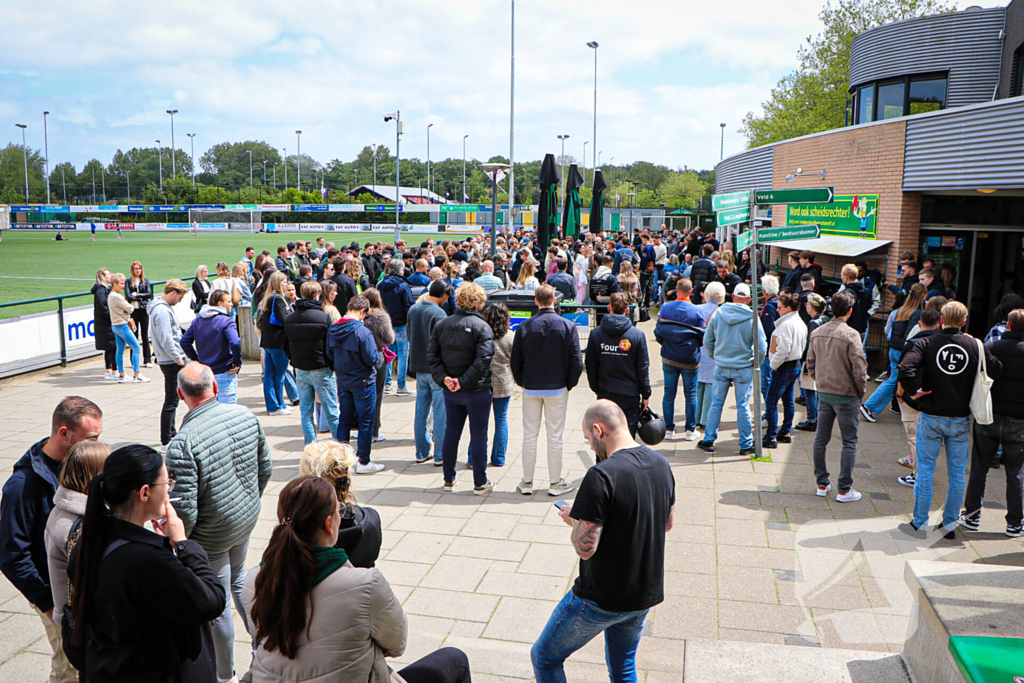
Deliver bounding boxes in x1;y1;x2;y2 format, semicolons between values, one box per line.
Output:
909;77;946;115
1014;50;1024;97
877;81;905;119
857;85;874;124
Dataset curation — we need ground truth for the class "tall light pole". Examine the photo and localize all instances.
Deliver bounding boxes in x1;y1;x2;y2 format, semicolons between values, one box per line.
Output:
166;109;178;177
426;124;433;197
509;0;516;213
186;133;196;185
282;148;288;189
384;112;402;243
156;140;163;190
42;112;51;203
246;150;253;186
720;123;726;160
273;163;277;188
126;166;131;202
462;135;469;203
295;131;302;193
587;41;599;186
599;150;603;168
557;134;570;205
583;141;589;186
263;160;268;186
61;166;66;202
372;144;377;187
15;124;28;202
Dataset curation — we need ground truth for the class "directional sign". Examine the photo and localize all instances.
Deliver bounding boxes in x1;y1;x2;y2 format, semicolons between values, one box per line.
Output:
711;191;750;212
736;230;754;251
716;206;750;227
753;187;834;205
757;224;821;243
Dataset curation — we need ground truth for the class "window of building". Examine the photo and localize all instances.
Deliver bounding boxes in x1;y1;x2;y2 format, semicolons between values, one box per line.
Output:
909;77;947;115
857;85;875;124
1014;48;1024;97
878;80;905;119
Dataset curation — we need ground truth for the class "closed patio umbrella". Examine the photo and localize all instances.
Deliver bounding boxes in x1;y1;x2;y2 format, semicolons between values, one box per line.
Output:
537;153;560;248
589;169;607;234
561;163;584;240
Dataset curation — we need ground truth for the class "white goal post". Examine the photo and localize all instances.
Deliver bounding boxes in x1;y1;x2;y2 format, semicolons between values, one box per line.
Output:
187;208;262;232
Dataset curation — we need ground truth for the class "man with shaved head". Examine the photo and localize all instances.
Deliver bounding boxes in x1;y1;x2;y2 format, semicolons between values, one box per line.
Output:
532;399;675;682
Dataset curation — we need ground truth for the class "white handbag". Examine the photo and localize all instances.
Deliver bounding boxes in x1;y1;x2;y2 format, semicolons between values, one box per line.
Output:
970;337;994;425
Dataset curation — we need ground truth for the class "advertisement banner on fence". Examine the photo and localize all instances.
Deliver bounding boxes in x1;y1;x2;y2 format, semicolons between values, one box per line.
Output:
104;223;135;230
261;204;292;211
13;223;78;230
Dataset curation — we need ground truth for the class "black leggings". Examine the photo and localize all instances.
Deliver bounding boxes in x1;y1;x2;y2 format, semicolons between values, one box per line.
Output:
131;308;151;364
103;349;117;371
398;647;471;683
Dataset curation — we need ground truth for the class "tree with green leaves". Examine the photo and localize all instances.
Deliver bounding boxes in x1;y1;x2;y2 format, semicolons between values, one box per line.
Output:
0;144;46;203
741;0;954;148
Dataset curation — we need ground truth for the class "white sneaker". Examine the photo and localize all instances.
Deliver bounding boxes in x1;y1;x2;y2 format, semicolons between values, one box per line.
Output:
356;462;386;474
131;375;151;383
684;430;701;441
143;362;154;368
373;434;386;442
117;374;128;383
473;481;494;496
664;429;675;441
268;409;291;416
516;480;534;495
548;478;574;496
816;484;832;497
836;488;862;503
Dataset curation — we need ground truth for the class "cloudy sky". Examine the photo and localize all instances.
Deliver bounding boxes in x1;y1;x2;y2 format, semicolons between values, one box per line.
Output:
0;0;950;173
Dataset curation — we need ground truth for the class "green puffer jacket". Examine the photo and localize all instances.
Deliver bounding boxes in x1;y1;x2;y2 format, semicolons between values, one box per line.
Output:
166;398;272;552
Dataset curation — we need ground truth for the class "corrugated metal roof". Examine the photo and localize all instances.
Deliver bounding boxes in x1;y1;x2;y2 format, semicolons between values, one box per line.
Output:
715;146;774;194
347;185;446;203
766;235;892;257
849;7;1005;107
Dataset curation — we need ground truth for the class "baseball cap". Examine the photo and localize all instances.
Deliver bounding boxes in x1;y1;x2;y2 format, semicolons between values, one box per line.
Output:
733;283;751;298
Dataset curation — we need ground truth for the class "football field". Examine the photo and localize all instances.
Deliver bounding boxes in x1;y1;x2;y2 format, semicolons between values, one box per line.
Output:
0;229;477;316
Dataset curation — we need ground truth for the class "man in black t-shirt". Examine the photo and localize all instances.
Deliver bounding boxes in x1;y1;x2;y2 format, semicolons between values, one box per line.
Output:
531;399;675;682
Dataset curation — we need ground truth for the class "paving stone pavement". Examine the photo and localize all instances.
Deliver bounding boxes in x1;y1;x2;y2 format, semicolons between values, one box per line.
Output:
2;320;1022;681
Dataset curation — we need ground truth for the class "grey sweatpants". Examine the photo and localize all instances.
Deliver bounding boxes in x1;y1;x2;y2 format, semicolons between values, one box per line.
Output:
813;399;860;493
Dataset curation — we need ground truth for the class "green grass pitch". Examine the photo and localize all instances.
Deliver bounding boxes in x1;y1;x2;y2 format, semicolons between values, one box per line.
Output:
0;229;477;317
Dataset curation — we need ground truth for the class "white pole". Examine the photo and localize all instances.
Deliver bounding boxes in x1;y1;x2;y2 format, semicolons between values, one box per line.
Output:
509;0;515;219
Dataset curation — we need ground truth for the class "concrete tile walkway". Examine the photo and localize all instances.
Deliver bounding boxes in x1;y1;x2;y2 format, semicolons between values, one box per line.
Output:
2;320;1022;681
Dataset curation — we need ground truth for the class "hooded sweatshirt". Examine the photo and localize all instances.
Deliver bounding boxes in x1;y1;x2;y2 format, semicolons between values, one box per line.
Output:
181;304;241;375
585;314;651;399
326;318;380;389
148;297;187;365
378;274;415;328
703;302;768;369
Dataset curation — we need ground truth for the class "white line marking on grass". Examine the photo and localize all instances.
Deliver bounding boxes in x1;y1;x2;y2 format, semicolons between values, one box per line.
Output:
0;276;95;281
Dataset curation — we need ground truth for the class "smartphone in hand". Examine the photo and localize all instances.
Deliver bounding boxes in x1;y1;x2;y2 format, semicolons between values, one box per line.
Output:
553;500;570;510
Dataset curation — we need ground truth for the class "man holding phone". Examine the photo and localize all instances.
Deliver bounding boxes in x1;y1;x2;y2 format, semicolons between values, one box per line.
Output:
531;400;675;682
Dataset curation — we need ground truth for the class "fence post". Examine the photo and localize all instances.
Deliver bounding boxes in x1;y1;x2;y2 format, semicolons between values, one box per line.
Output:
57;297;68;367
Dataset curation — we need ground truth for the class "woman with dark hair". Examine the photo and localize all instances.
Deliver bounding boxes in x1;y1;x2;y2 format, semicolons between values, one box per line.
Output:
481;303;514;467
126;261;154;367
987;293;1024;343
244;476;471;683
68;444;224;682
861;283;926;423
92;269;118;381
363;288;396;442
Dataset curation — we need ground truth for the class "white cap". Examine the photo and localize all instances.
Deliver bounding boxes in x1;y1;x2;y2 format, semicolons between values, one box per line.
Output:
733;283;751;298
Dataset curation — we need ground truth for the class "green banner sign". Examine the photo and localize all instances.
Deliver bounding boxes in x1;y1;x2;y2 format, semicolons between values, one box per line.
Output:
716;206;750;227
754;187;834;205
737;230;754;251
712;191;749;212
785;194;878;239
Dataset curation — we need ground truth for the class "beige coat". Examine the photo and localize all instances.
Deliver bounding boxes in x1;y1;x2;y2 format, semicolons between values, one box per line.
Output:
108;290;134;326
490;331;515;399
806;318;868;399
243;562;409;683
43;486;88;626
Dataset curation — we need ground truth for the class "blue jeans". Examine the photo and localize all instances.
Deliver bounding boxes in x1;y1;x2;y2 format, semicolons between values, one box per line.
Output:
442;388;491;487
697;381;713;426
338;381;377;464
297;368;340;445
112;323;141;374
531;590;648;683
490;396;511;466
662;364;698;433
262;348;289;413
284;366;299;403
214;372;237;404
386;325;409;390
703;366;754;450
765;365;800;439
206;539;251;680
914;413;971;528
864;348;902;414
759;355;772;403
414;373;446;462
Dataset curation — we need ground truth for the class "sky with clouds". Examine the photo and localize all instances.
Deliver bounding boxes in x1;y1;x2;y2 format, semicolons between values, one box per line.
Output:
0;0;969;174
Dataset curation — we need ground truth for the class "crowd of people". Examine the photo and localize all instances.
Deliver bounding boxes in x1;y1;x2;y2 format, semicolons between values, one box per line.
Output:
3;223;1022;683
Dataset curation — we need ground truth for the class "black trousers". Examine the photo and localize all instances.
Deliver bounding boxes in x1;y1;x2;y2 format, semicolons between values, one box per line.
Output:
599;391;641;438
964;415;1024;526
103;349;116;371
131;308;151;364
398;647;471;683
373;355;387;437
159;363;181;445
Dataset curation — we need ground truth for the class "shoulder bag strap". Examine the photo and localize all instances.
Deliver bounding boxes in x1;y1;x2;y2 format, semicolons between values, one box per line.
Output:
976;337;987;379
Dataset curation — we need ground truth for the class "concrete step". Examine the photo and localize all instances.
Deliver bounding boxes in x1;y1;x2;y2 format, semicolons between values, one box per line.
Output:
682;639;911;683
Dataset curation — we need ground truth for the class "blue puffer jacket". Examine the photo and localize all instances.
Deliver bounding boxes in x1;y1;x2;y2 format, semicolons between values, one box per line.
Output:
378;275;415;328
655;301;706;369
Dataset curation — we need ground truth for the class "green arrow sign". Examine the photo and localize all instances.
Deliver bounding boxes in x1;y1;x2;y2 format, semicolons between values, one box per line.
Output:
736;230;754;251
716;206;750;226
754;187;834;205
711;191;750;212
757;224;821;243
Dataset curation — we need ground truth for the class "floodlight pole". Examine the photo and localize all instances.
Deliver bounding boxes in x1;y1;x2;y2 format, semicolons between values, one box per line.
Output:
15;124;28;202
282;148;288;190
509;0;515;218
187;133;196;185
43;112;50;203
166;109;178;176
246;150;253;187
557;135;569;205
588;41;599;186
296;131;302;193
426;125;433;196
156;140;163;191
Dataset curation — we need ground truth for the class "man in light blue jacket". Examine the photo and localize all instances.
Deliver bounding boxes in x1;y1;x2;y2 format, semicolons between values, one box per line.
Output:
697;283;767;455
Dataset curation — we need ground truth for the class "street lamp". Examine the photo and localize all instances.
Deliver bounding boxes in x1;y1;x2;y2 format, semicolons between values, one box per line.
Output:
509;0;516;212
246;150;253;187
126;166;131;202
426;124;433;197
43;112;50;203
295;131;302;193
462;135;469;203
262;160;268;186
15;124;28;202
480;162;511;257
587;41;599;186
156;140;163;190
583;141;589;186
384;111;403;243
166;109;178;176
273;163;277;188
282;148;288;189
186;133;196;185
720;123;726;161
557;134;570;205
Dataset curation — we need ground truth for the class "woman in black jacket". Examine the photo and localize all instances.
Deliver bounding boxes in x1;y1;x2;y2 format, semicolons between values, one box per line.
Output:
126;261;154;367
192;265;211;311
68;444;224;683
427;282;495;495
259;271;292;416
363;288;396;442
91;269;118;380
